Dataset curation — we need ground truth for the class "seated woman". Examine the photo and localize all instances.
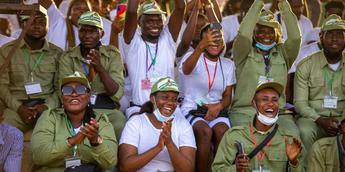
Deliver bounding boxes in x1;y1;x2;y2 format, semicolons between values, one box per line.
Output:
118;77;196;172
30;72;117;171
179;23;236;172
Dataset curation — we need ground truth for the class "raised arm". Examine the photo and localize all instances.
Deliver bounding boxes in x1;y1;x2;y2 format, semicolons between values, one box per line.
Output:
123;0;140;44
232;0;264;66
168;0;186;42
203;0;221;23
176;0;201;58
279;0;301;68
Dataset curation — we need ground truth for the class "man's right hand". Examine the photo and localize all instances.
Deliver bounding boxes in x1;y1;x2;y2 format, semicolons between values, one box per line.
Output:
17;105;36;125
315;117;339;136
235;154;249;172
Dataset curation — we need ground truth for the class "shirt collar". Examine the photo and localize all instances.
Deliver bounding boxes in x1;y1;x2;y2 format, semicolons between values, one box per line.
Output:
19;38;50;52
320;50;345;69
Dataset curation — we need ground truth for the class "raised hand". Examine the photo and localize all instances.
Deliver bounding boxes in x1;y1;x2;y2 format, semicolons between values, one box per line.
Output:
80;118;100;145
87;49;104;72
285;137;302;164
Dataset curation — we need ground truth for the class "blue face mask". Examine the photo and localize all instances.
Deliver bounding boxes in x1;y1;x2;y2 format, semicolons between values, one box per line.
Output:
255;42;276;51
153;97;175;122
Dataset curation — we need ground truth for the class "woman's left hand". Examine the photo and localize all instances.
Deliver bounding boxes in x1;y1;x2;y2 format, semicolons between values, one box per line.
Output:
285;137;302;165
204;103;223;121
80;118;100;145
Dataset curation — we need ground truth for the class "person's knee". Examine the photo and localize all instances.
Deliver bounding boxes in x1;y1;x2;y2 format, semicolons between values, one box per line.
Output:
193;122;213;141
212;123;229;138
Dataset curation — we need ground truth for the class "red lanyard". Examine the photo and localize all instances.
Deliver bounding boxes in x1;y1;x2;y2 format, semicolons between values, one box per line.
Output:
203;54;218;91
249;125;273;162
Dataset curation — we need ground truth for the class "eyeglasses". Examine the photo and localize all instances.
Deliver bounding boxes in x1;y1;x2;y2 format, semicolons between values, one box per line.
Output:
61;85;89;96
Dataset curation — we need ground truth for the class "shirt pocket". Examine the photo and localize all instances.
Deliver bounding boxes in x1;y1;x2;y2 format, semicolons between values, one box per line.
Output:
36;63;57;86
308;76;325;99
266;149;288;170
270;57;287;84
10;64;26;84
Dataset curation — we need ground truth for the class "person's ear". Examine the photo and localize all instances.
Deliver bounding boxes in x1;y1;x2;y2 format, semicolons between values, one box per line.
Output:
251;99;257;109
100;29;104;38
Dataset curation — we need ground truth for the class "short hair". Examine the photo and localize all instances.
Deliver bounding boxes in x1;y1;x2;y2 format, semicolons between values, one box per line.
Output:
325;1;344;11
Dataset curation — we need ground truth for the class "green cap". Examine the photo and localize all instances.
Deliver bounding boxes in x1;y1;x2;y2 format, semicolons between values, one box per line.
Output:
78;11;103;30
138;0;166;18
257;9;281;31
151;77;179;95
255;81;284;96
20;7;48;21
61;71;91;90
321;14;345;32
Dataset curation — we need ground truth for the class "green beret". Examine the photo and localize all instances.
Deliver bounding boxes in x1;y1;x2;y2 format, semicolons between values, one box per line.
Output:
151;77;179;95
138;0;166;18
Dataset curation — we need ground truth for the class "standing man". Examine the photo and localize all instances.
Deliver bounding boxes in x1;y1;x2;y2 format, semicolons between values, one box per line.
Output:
123;0;185;117
0;9;62;132
59;11;126;140
213;81;304;171
294;14;345;161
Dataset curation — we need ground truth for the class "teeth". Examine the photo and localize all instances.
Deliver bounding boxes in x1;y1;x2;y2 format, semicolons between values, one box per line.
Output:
266;109;274;112
164;107;172;112
151;29;159;32
71;100;79;103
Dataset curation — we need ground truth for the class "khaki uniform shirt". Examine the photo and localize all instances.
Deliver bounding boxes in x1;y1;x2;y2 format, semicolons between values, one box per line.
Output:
0;39;62;111
212;123;305;172
294;51;345;121
307;135;345;172
31;108;118;171
58;45;124;106
230;0;301;115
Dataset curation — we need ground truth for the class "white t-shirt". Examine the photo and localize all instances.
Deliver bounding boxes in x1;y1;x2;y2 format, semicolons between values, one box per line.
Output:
119;113;196;172
179;52;236;115
124;26;176;106
288;42;322;74
0;34;14;47
275;14;314;47
47;4;112;50
59;0;71;17
221;14;240;44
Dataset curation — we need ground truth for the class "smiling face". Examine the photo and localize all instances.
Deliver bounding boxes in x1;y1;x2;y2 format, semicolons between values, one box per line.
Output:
139;14;163;40
150;91;178;117
62;82;90;115
254;24;276;45
252;88;279;118
79;24;103;49
202;29;225;57
321;29;345;54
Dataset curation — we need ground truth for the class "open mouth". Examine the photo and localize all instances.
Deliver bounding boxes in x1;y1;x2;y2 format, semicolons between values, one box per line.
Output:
69;99;81;105
264;108;275;117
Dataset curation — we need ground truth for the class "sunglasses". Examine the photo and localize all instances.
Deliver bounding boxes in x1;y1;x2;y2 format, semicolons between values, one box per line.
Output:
61;85;89;96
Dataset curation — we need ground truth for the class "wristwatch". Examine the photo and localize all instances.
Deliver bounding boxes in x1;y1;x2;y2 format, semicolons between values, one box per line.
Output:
91;136;103;147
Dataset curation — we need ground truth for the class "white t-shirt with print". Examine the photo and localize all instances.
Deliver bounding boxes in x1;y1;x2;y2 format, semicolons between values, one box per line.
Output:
179;52;236;116
119;113;196;172
124;26;176;106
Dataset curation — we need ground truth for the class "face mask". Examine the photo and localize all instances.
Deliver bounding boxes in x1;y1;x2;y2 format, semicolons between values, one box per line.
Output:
153;97;175;122
257;111;278;126
255;42;276;51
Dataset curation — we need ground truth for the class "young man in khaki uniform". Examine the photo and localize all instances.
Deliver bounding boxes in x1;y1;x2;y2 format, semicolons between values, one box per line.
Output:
59;11;126;140
0;9;62;132
294;14;345;164
307;119;345;172
212;81;305;172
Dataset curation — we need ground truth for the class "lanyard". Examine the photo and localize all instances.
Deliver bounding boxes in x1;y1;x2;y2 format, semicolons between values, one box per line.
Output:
145;42;158;75
263;55;270;78
203;55;218;91
23;49;45;82
337;135;344;172
324;67;340;96
249;125;274;162
66;117;79;156
81;62;90;76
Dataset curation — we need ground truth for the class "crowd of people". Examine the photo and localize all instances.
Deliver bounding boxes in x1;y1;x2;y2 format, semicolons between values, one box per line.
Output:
0;0;344;171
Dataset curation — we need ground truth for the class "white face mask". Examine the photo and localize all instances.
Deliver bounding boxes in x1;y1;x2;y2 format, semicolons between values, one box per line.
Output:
257;111;278;126
253;102;278;126
153;97;175;122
